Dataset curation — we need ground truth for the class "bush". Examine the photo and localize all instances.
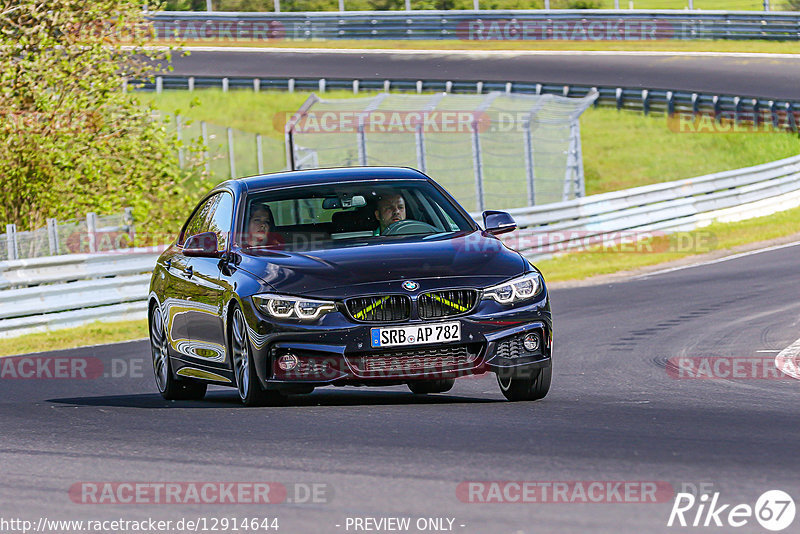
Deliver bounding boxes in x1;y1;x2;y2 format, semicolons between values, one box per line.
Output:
0;0;208;239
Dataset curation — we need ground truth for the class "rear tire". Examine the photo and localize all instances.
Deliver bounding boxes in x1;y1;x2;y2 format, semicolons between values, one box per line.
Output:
150;304;207;401
230;305;286;407
408;378;455;394
496;364;551;402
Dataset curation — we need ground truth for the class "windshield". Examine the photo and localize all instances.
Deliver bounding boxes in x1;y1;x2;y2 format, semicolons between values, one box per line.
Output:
240;180;475;252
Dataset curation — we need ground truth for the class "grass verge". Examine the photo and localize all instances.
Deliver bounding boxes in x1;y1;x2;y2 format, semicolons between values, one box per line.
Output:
161;39;800;54
0;320;147;358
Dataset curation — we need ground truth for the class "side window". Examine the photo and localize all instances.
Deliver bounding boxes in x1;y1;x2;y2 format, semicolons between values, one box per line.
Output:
208;192;233;251
180;194;219;246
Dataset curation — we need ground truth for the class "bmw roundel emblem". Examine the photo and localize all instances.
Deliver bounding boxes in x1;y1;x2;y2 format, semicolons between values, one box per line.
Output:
402;280;419;291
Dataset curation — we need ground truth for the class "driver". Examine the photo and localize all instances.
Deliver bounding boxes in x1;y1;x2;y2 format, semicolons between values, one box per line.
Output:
373;191;407;236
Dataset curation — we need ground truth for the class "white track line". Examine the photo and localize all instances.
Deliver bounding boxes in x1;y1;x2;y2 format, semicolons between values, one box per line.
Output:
633;240;800;280
140;46;800;59
775;337;800;380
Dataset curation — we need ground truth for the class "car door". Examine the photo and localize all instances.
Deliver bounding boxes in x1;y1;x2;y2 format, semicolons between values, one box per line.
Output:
184;191;235;370
166;194;219;361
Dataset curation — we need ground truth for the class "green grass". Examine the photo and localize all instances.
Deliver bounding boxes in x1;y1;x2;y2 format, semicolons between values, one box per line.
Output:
142;89;800;197
0;320;148;358
165;39;800;54
536;204;800;281
580;108;800;194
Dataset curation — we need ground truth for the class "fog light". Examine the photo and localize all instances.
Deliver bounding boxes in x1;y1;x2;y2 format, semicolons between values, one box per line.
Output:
277;352;299;371
523;333;540;352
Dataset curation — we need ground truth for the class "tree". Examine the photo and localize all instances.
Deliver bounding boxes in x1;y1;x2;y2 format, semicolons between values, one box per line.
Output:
0;0;207;239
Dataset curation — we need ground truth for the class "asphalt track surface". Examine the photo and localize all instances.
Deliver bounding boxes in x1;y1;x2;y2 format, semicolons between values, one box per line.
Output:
2;243;799;533
167;49;800;100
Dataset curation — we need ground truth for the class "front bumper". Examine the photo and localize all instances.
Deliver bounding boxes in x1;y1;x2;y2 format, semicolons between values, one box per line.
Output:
244;293;552;388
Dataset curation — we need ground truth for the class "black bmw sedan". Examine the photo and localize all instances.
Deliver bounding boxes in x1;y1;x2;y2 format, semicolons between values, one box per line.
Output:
148;167;552;406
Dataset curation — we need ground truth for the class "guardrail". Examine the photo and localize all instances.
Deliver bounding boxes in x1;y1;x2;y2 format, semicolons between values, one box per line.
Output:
138;74;800;130
487;154;800;258
150;10;800;41
2;154;798;337
0;250;160;338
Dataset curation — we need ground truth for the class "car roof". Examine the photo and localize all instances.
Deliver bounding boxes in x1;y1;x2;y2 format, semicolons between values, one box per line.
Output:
221;166;431;193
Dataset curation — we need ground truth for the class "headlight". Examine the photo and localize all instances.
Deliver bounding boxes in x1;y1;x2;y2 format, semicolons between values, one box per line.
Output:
252;294;336;321
482;272;542;304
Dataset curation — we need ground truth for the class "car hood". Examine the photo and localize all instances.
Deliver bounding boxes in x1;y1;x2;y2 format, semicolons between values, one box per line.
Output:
237;231;526;298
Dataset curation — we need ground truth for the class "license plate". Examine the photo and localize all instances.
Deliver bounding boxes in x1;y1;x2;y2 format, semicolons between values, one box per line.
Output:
371;321;461;348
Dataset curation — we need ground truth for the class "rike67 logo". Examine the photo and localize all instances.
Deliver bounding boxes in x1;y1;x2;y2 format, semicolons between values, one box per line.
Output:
668;490;796;531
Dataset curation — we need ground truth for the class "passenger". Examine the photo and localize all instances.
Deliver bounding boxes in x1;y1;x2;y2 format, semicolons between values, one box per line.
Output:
246;204;283;247
373;192;407;236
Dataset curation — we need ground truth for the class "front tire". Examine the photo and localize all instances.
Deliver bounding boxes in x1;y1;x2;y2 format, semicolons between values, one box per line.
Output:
149;304;207;401
496;364;551;402
230;305;286;407
408;378;455;394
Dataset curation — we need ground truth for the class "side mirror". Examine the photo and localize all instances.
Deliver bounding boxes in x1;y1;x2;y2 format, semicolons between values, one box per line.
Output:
184;232;220;257
482;210;517;236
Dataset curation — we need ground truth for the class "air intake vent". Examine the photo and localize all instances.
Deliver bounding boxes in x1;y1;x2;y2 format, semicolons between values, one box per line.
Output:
418;289;478;319
345;295;411;322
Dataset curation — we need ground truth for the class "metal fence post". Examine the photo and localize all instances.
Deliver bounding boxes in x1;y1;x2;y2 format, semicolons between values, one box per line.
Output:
222;77;229;92
563;121;584;200
124;207;135;246
86;212;97;254
188;76;194;91
415;125;426;173
227;127;236;178
574;120;585;198
201;121;210;175
786;102;797;133
46;218;59;255
642;89;650;115
256;133;265;174
6;224;18;261
176;114;185;169
156;76;162;94
753;99;761;129
733;96;741;124
471;123;484;213
357;120;367;166
523;119;535;206
274;0;281;13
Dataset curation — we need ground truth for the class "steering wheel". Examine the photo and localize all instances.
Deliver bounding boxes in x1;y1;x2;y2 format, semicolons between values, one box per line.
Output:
382;219;440;236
